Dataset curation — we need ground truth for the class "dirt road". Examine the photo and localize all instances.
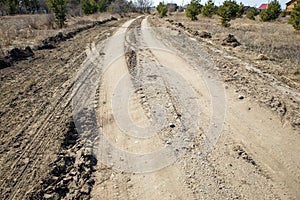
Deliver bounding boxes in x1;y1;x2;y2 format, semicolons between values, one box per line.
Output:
0;15;299;200
89;16;300;199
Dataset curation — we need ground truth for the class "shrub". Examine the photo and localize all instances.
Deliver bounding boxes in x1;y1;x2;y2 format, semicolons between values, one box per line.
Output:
47;0;68;28
186;0;201;21
260;0;281;22
217;0;239;27
236;2;244;17
247;7;258;20
201;0;216;18
8;0;18;15
81;0;98;14
289;0;300;30
98;0;108;12
157;2;167;17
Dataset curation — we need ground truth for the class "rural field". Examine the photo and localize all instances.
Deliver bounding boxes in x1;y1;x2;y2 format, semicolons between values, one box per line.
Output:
0;9;300;200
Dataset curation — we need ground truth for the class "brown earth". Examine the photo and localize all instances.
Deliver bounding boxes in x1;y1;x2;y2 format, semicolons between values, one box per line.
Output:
0;13;299;200
0;16;127;199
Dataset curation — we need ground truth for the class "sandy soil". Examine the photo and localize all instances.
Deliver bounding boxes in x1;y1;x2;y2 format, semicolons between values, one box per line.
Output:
0;14;299;200
90;16;299;199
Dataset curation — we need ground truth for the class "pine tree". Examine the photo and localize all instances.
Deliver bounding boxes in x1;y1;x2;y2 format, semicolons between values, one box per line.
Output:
260;0;281;21
47;0;68;28
186;0;201;21
289;0;300;30
156;2;167;17
201;0;216;18
81;0;98;14
217;0;240;27
247;7;258;20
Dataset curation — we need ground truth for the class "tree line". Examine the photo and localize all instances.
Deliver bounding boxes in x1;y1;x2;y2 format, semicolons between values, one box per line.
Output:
157;0;300;30
0;0;48;15
1;0;154;28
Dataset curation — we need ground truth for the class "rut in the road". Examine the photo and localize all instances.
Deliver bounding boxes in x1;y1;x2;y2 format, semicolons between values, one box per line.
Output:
0;18;124;200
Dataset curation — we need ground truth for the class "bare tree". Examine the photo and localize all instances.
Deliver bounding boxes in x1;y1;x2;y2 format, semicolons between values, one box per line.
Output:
109;0;134;17
134;0;153;13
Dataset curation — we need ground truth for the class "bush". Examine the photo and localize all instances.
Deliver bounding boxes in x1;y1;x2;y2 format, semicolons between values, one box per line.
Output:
81;0;98;14
260;0;281;22
47;0;68;28
186;0;201;21
157;2;167;17
98;0;108;12
217;0;239;27
8;0;18;15
236;2;244;17
201;0;216;17
247;7;258;20
289;0;300;30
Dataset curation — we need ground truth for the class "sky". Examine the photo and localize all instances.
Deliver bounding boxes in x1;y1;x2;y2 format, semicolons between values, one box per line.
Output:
152;0;291;8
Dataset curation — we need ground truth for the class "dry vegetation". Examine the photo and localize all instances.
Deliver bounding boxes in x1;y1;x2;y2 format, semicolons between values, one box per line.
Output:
0;12;112;52
166;12;300;90
170;12;300;65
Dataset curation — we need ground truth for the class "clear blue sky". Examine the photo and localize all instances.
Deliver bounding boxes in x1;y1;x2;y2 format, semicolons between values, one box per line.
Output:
153;0;290;8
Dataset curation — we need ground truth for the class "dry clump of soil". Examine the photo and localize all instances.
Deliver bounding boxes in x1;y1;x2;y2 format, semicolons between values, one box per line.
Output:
29;120;97;200
150;14;300;129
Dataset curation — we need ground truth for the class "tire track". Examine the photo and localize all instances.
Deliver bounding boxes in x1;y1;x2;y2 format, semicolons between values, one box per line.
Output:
0;21;122;200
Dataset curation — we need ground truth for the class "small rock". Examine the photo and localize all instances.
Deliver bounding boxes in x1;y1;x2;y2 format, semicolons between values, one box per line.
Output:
257;54;268;60
169;123;175;128
222;34;240;47
199;31;212;38
44;193;54;199
238;95;244;100
80;184;91;194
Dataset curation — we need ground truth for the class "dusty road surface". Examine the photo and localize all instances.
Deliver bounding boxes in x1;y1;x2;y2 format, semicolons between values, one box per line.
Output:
0;15;299;200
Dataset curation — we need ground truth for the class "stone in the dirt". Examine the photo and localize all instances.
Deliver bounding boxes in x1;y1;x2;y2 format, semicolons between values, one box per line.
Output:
169;123;175;128
257;54;268;60
199;31;212;38
44;193;54;199
238;95;244;100
222;34;240;47
192;30;199;36
177;22;185;28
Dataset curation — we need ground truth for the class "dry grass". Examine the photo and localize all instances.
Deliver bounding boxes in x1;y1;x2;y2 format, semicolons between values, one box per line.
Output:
0;12;112;53
0;14;55;48
169;12;300;65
